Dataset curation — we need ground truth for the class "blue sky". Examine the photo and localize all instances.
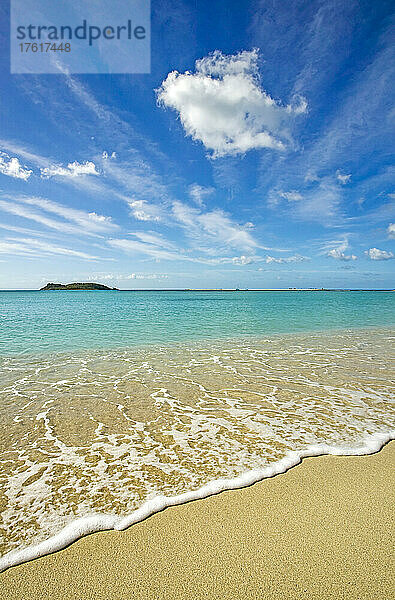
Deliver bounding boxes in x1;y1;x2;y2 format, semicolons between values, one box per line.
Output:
0;0;394;289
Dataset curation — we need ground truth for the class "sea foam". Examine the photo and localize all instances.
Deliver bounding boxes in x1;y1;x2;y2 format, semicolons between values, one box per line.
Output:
0;430;393;573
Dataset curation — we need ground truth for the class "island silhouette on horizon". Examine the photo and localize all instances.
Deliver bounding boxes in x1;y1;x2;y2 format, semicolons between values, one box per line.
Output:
40;282;118;291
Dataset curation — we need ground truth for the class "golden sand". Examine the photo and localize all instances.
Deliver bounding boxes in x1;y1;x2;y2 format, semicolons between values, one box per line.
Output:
1;441;394;600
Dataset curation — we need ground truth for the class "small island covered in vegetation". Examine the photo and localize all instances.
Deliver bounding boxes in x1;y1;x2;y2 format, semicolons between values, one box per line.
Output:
40;282;118;291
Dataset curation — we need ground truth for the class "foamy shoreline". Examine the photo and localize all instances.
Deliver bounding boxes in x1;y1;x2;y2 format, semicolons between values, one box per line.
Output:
1;430;393;574
1;439;394;600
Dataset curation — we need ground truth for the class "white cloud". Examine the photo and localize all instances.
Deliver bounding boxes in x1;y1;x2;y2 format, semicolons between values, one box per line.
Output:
102;155;171;204
0;141;109;195
0;153;32;180
130;231;176;249
0;222;42;235
157;49;306;157
365;247;394;261
0;240;40;257
102;151;117;160
188;184;214;207
0;237;99;260
172;201;257;250
88;212;113;225
294;182;341;222
388;223;395;239
128;199;163;222
209;253;307;266
232;255;254;265
279;190;303;202
0;196;116;236
110;236;259;267
108;238;188;262
264;254;306;264
336;171;351;185
0;140;49;168
207;255;256;265
125;273;168;280
41;161;99;178
304;171;320;183
324;238;357;261
327;248;357;261
13;196;115;233
269;180;341;222
82;272;168;282
0;199;83;235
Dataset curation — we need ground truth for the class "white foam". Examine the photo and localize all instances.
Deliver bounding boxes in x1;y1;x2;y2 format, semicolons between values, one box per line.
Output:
1;430;393;573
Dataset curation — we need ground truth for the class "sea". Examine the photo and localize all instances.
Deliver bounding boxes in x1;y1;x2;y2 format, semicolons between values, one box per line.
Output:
0;290;394;570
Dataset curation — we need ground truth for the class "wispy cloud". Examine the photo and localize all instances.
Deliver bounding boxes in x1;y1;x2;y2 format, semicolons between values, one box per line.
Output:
16;196;116;232
269;178;342;223
83;272;169;282
172;201;257;250
0;199;84;235
188;184;214;207
300;22;394;172
130;231;177;249
0;222;43;236
0;237;100;260
102;155;172;204
0;139;50;168
0;196;117;237
108;238;190;262
322;238;357;261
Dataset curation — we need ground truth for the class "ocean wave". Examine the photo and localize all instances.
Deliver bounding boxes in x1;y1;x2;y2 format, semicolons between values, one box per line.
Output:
1;430;393;573
0;328;394;570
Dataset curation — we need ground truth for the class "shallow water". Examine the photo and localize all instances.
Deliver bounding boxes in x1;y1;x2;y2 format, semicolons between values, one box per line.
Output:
1;327;394;562
1;290;395;354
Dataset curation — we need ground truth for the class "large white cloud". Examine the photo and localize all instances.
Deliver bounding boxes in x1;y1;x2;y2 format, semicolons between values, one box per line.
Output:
365;247;394;261
41;161;99;178
157;49;306;157
0;153;32;180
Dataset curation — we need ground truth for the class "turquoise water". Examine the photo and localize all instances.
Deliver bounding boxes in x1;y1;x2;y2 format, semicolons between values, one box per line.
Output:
0;290;394;355
0;290;394;566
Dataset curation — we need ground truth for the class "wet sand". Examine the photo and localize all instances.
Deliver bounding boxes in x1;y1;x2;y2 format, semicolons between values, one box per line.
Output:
1;441;393;600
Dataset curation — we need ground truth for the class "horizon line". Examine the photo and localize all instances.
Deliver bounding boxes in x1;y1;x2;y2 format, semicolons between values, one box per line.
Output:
1;288;394;292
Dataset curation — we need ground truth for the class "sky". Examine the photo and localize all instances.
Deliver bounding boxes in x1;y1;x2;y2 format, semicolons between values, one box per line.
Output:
0;0;394;290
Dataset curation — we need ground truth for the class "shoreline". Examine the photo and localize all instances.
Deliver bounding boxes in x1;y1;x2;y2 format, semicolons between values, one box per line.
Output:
0;434;395;599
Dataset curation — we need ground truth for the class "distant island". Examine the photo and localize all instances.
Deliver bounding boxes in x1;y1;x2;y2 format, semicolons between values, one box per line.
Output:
40;282;118;291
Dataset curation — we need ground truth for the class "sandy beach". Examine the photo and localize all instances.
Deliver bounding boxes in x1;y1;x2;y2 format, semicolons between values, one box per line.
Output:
1;441;393;600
